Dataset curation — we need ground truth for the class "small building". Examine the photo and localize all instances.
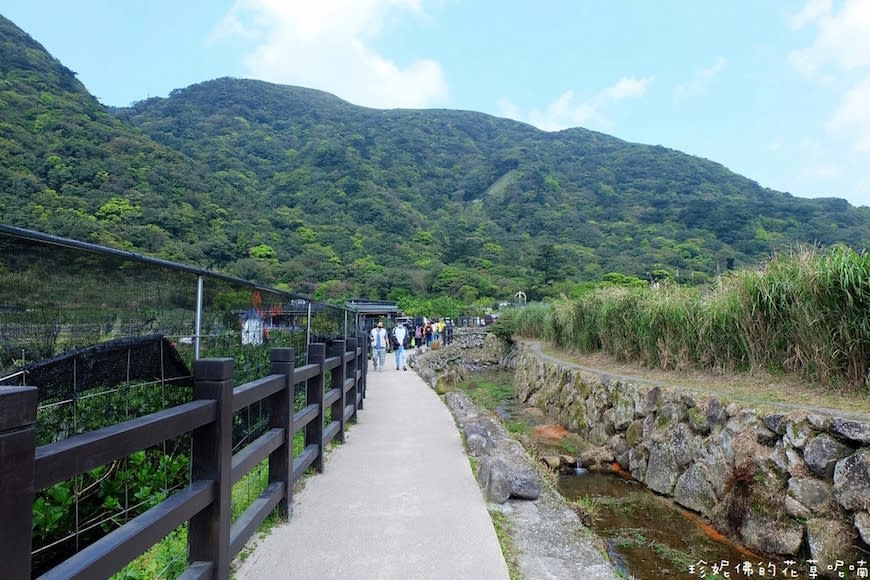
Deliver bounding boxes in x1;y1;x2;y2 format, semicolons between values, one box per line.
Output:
346;298;402;333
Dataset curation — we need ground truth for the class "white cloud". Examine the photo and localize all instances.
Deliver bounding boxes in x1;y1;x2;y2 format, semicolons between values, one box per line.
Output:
828;77;870;153
212;0;448;109
788;0;870;75
789;0;870;160
501;76;653;132
788;0;832;30
674;57;726;103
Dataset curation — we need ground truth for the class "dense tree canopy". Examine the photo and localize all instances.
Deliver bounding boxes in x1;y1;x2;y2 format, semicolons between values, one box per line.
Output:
3;14;870;311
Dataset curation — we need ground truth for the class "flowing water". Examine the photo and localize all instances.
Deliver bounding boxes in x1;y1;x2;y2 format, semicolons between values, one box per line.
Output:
462;370;791;580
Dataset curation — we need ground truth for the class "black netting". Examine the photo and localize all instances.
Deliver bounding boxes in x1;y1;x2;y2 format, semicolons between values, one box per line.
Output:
1;334;191;401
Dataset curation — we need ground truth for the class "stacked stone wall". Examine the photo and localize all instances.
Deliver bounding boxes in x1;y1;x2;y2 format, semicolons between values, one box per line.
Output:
510;341;870;568
412;330;870;568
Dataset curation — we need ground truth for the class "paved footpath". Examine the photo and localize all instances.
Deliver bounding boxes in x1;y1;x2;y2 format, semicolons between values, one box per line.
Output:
234;363;510;580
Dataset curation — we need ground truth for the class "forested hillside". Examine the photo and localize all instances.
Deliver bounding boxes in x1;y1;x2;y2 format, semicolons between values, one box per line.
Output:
3;14;870;310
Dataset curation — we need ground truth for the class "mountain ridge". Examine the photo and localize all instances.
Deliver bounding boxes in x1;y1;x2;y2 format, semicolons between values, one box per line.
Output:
2;13;869;308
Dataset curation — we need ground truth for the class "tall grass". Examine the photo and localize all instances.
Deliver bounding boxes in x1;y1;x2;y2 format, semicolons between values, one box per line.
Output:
513;302;551;338
517;246;870;391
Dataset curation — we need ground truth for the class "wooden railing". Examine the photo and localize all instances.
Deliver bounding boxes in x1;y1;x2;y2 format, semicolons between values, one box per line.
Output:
0;337;369;580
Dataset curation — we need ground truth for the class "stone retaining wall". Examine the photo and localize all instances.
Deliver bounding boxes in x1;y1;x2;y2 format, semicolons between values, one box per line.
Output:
412;331;870;568
508;339;870;569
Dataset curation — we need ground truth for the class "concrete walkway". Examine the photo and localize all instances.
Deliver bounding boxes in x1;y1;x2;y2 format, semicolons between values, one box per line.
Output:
234;363;510;580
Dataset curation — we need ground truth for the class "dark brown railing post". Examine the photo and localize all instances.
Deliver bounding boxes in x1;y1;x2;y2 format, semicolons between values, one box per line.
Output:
345;337;359;421
0;386;38;580
307;343;326;473
188;358;233;580
358;332;368;409
328;340;347;443
269;347;294;516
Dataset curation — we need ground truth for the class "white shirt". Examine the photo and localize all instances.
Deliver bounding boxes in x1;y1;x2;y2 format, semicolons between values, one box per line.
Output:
370;327;387;348
393;325;407;347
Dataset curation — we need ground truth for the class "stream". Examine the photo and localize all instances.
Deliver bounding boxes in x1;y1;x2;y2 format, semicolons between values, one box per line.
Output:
465;370;791;580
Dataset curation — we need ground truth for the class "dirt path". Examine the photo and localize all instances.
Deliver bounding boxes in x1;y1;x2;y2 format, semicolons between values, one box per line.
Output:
521;339;870;420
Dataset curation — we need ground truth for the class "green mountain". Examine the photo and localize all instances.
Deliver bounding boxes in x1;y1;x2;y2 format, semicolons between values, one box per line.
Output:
3;14;870;305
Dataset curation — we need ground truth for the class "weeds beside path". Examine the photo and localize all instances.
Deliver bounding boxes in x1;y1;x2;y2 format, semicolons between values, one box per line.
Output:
523;339;870;419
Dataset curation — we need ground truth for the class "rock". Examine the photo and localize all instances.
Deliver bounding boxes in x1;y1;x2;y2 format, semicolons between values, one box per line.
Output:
770;441;790;476
628;446;648;481
478;457;512;503
642;413;657;441
696;441;729;499
804;434;853;480
540;455;562;471
762;413;786;435
608;385;635;431
808;414;830;430
833;449;870;511
783;419;813;449
466;433;488;456
854;512;870;546
588;422;611;446
625;420;643;446
463;422;488;439
478;455;540;503
687;405;710;434
739;511;804;555
829;418;870;445
786;477;835;517
640;386;661;416
609;434;628;457
806;518;857;572
784;496;811;520
616;450;631;470
670;423;695;468
706;397;727;432
655;402;686;431
755;423;779;447
674;463;718;517
580;446;615;470
645;441;680;495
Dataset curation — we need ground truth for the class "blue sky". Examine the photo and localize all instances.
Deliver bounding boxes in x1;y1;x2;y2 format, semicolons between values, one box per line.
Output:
3;1;870;206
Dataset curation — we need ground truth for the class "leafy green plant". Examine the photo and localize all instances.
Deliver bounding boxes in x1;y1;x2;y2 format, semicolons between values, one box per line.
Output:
569;495;603;527
488;311;516;344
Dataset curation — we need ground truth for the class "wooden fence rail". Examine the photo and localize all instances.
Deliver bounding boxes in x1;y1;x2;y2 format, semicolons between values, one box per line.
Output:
0;337;369;580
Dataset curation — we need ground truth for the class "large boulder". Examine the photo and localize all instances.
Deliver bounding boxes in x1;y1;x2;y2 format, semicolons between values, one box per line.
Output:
785;477;835;519
477;456;540;503
645;441;680;495
739;510;804;555
804;434;853;480
833;449;870;511
673;463;718;517
829;418;870;445
806;518;858;572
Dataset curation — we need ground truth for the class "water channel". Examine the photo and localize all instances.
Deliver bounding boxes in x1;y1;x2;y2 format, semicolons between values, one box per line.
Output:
462;370;791;580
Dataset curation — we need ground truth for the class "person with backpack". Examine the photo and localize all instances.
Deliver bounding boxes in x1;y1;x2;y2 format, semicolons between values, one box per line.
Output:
424;321;433;347
391;323;410;371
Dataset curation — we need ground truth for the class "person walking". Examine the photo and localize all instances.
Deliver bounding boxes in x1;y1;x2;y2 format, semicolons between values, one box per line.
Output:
392;323;410;371
370;321;388;372
424;321;433;347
